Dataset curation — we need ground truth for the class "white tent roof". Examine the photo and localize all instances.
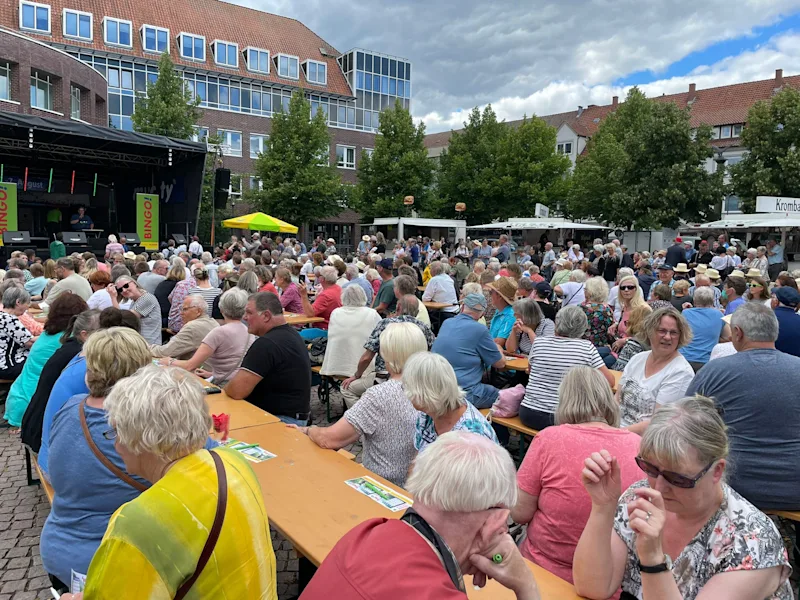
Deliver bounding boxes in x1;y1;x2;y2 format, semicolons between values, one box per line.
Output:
468;219;609;230
685;215;800;230
372;217;466;228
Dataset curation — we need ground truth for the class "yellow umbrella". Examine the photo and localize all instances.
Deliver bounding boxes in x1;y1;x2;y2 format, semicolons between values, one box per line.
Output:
221;212;298;233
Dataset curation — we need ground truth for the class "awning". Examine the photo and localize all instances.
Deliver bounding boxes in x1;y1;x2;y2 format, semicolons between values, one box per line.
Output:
684;215;800;230
222;212;298;233
468;219;609;230
371;217;466;228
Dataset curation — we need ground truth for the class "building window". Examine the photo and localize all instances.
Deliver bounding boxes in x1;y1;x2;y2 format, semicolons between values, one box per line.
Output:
141;24;168;53
104;17;132;48
218;129;242;156
63;8;91;40
732;124;743;137
336;145;356;169
192;126;209;142
30;71;53;111
229;174;242;201
720;125;732;139
245;48;270;74
557;142;572;155
213;40;238;68
303;60;327;85
0;63;10;101
276;53;299;79
179;33;205;61
249;176;263;191
250;134;267;158
70;85;81;119
20;0;50;33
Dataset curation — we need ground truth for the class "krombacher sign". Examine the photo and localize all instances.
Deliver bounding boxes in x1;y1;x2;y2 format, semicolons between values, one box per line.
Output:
756;196;800;214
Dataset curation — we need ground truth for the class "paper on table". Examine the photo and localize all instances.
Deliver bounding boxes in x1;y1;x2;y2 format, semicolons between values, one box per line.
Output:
345;476;413;512
223;438;277;463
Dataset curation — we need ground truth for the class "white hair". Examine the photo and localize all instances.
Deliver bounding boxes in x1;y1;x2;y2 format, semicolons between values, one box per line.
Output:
104;365;212;462
462;282;482;296
201;251;212;264
379;322;427;375
593;244;604;253
406;431;518;512
429;261;444;276
341;284;367;307
569;270;587;283
584;276;609;303
108;234;118;243
184;294;207;311
617;267;634;281
692;286;715;308
171;255;186;268
403;352;465;418
319;265;338;284
218;288;248;320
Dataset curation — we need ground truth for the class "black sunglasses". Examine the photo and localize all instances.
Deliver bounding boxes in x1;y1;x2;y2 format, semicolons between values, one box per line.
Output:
619;285;637;291
635;456;714;489
116;282;131;293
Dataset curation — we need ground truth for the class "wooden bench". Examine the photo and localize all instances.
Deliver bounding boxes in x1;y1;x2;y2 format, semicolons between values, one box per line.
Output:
480;409;540;460
25;448;54;504
311;366;346;422
35;459;54;504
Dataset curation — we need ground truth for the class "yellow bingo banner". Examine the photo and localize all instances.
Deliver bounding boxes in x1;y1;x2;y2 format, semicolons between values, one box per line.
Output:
136;193;159;250
0;183;18;247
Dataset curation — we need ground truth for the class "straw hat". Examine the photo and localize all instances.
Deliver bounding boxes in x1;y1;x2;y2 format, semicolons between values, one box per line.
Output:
706;268;721;280
122;251;136;260
362;235;370;242
355;261;367;272
694;264;708;274
729;269;745;278
487;276;517;305
745;268;762;278
673;263;689;273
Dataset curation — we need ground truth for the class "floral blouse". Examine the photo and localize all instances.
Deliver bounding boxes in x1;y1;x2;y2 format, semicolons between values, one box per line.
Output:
614;480;793;600
581;302;614;347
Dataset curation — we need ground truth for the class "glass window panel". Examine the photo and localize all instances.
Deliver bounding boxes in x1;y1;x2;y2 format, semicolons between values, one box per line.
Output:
134;70;146;92
121;95;133;115
196;81;206;101
390;59;397;77
382;57;389;74
227;44;236;66
145;27;155;50
65;12;77;36
309;62;316;81
338;106;346;124
406;63;411;80
364;111;371;129
282;96;290;112
405;82;411;98
219;85;229;106
110;115;121;129
36;6;48;31
356;109;363;127
397;80;404;98
355;70;363;90
194;37;204;59
252;90;261;111
157;30;167;51
365;54;373;73
357;51;364;70
365;73;372;91
381;94;389;110
207;83;217;104
22;4;34;29
241;88;250;109
108;68;120;88
319;64;326;82
260;52;269;73
347;107;355;125
78;13;90;38
381;76;388;94
389;78;396;95
119;23;130;46
121;70;133;89
373;112;380;129
279;55;288;75
289;58;298;78
107;20;118;42
398;62;405;80
230;87;240;108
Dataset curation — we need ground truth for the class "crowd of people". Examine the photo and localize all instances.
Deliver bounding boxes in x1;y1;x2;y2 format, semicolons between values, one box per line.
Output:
0;227;798;600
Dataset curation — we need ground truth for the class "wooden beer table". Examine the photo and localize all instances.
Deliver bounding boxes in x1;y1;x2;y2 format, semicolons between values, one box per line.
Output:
284;312;325;326
187;373;281;430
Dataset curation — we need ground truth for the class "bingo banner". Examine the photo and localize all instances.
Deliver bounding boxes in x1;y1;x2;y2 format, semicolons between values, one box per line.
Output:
0;183;18;246
136;193;159;250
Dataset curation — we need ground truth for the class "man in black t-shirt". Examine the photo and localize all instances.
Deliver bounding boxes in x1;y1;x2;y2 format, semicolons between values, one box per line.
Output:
224;291;311;425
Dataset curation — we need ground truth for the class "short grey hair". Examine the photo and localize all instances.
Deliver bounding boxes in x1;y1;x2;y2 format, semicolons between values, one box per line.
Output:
218;288;248;320
556;366;619;427
640;395;728;473
341;284;367;307
473;260;485;272
569;270;587;283
2;285;30;308
692;286;715;308
320;265;338;284
555;305;588;338
528;265;540;275
396;294;420;317
184;294;207;311
201;251;213;263
403;352;465;418
730;302;778;342
237;270;260;294
593;244;605;253
345;264;359;279
462;282;482;296
429;261;444;276
584;276;609;303
105;365;212;462
617;267;634;281
406;431;517;512
513;298;544;329
114;275;142;291
379;322;427;375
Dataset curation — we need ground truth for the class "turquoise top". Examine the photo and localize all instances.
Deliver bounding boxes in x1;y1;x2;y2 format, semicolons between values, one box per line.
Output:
3;332;62;427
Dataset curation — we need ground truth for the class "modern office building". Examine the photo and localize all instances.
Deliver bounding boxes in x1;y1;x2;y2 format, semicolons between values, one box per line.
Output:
0;0;412;248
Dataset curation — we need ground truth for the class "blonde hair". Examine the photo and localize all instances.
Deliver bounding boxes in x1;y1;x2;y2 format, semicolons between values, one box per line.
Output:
642;307;692;349
403;352;465;418
555;366;619;427
618;275;645;310
673;279;691;294
104;365;212;461
84;327;152;397
583;276;609;303
379;322;427;375
626;304;652;341
640;395;728;472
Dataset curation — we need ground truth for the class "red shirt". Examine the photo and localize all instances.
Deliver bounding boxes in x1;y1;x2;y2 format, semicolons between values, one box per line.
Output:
259;282;279;295
516;424;641;584
300;518;466;600
312;284;342;329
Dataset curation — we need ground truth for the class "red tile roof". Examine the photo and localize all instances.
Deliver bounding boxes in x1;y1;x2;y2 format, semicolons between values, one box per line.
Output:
0;0;355;97
426;71;798;149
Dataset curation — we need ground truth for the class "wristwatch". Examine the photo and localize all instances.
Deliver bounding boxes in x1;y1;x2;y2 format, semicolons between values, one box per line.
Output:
639;554;673;573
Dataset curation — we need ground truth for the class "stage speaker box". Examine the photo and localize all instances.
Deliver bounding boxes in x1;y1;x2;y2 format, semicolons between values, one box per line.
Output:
171;233;187;245
62;231;87;245
214;168;231;209
119;232;141;245
3;231;31;245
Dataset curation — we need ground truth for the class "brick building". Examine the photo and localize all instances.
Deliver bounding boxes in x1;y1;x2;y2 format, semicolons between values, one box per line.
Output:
0;0;413;249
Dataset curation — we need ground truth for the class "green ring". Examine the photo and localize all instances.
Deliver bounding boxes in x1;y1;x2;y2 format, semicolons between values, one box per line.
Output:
492;553;503;564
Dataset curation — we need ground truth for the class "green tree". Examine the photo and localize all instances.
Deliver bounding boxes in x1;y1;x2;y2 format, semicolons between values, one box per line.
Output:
567;87;720;229
246;90;343;226
354;100;434;219
131;52;201;138
729;86;800;212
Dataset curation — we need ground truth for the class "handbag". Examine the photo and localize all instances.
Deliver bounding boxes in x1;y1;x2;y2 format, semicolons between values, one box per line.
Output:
308;337;328;365
489;384;525;418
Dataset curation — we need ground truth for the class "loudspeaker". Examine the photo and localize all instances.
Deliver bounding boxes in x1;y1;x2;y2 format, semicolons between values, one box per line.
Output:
214;168;231;210
171;233;187;245
2;231;30;245
119;232;141;244
62;231;87;244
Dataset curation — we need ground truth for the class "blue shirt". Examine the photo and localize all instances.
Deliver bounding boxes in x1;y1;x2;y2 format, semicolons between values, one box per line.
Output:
432;313;502;390
679;307;725;364
342;276;374;304
70;214;93;230
24;276;48;296
39;355;89;477
768;244;784;265
774;306;800;358
409;245;420;262
724;296;745;316
489;304;515;341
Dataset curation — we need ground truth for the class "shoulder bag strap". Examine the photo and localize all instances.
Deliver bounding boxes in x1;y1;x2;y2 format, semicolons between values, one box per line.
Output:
79;400;147;492
174;451;228;600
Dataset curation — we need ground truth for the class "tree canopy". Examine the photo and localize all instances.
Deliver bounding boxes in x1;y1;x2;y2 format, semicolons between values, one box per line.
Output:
567;87;720;229
729;86;800;212
248;90;344;225
354;100;434;220
131;52;201;138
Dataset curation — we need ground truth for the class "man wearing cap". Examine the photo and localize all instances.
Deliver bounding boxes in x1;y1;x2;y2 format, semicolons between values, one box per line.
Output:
647;264;675;300
666;237;685;268
772;287;800;357
372;258;397;316
358;234;370;255
691;272;722;309
432;293;506;408
343;264;373;304
487;276;517;346
324;238;337;257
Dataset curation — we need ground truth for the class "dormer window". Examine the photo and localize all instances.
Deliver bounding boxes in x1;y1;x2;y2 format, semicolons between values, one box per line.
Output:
303;60;326;85
212;40;238;68
245;47;270;74
275;53;299;79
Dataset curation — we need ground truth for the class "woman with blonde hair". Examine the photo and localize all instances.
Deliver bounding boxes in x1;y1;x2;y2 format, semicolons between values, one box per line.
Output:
512;366;641;583
612;304;652;371
580;277;615;365
574;395;792;600
154;262;184;326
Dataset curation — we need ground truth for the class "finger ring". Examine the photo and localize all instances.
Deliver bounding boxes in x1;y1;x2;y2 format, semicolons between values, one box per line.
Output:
492;553;503;564
645;511;652;522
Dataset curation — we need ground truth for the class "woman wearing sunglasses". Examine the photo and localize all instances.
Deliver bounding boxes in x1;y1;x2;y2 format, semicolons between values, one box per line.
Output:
609;275;647;354
106;275;162;345
746;276;772;306
573;395;792;600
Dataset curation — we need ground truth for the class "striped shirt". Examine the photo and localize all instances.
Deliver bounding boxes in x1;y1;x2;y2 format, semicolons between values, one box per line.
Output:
522;336;604;414
189;286;222;315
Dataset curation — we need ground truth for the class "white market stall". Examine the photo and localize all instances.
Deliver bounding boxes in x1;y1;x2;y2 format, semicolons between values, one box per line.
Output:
369;217;467;243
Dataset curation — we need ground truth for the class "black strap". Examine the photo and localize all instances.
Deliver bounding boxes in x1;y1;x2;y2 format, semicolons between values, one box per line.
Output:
401;508;465;593
174;451;228;600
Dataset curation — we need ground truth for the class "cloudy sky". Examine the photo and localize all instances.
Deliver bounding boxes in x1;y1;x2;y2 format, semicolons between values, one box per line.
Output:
235;0;800;133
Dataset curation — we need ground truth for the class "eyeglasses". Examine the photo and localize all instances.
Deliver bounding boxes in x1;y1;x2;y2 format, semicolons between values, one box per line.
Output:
748;282;763;288
619;285;637;291
656;328;680;338
102;427;117;441
635;456;714;489
116;282;131;293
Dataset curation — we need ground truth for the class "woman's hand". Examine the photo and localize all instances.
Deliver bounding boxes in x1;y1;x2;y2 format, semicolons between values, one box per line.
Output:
612;337;627;353
581;450;622;508
106;283;118;301
608;323;618;337
194;368;212;378
628;488;667;566
60;594;83;600
341;376;357;390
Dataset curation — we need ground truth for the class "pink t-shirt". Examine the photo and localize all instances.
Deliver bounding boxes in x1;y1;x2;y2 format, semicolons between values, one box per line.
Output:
279;283;303;314
517;424;641;584
312;285;342;329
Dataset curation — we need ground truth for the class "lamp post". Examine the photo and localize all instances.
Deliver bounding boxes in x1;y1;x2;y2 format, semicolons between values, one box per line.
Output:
714;150;727;220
